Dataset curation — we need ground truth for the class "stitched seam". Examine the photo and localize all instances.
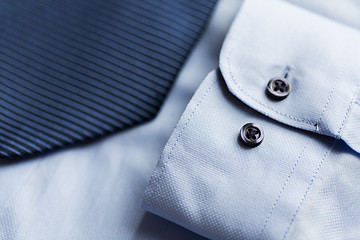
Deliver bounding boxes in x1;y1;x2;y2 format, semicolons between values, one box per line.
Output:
282;139;337;240
226;41;353;129
337;82;360;136
226;46;316;126
258;139;310;239
317;57;349;123
315;52;350;125
146;79;216;207
316;85;335;124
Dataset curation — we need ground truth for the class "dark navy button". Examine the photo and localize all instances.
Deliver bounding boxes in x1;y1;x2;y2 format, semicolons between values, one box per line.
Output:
239;123;264;147
267;77;291;100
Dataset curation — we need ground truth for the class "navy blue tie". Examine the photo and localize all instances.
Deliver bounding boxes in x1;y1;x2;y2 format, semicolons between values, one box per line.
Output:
0;0;217;159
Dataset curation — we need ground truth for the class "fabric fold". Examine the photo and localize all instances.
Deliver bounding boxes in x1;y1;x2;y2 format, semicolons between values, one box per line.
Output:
220;0;360;153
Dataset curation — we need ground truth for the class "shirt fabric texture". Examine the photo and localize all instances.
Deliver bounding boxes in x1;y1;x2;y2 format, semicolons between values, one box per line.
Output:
1;0;360;239
0;0;241;239
143;0;360;239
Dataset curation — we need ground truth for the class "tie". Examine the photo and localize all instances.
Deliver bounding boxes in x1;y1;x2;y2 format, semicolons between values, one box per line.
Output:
0;0;217;159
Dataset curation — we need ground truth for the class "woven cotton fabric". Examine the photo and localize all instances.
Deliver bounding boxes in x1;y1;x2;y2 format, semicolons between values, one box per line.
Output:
0;1;245;239
143;0;360;238
220;0;360;153
142;70;337;239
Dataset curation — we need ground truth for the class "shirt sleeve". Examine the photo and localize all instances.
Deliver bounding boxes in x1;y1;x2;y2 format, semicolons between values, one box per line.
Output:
142;0;360;239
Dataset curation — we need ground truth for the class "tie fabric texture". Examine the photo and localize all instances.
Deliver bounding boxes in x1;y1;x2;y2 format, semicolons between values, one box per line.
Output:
0;0;217;159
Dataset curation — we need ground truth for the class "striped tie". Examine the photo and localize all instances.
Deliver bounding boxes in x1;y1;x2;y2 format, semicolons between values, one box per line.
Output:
0;0;217;159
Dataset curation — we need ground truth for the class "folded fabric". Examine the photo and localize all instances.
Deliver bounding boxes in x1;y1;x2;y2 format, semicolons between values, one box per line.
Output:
142;0;360;239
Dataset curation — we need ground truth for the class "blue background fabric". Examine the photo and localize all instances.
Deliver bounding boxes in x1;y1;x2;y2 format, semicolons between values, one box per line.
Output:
0;0;243;239
143;0;360;239
1;0;360;239
0;0;217;159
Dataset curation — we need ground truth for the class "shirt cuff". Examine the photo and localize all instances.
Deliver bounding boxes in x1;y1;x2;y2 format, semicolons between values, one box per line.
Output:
142;0;360;239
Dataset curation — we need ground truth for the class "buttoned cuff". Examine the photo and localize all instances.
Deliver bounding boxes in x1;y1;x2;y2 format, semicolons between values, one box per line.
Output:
220;0;360;154
142;0;360;239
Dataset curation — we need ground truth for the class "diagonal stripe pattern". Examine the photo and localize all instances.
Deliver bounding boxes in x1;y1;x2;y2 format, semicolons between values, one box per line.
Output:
0;0;217;159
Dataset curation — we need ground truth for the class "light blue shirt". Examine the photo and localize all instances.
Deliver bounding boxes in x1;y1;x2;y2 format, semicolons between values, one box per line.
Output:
143;0;360;239
1;0;360;239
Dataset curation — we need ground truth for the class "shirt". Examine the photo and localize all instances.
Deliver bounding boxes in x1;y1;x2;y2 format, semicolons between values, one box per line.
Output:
1;0;360;239
143;0;360;239
0;0;241;239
